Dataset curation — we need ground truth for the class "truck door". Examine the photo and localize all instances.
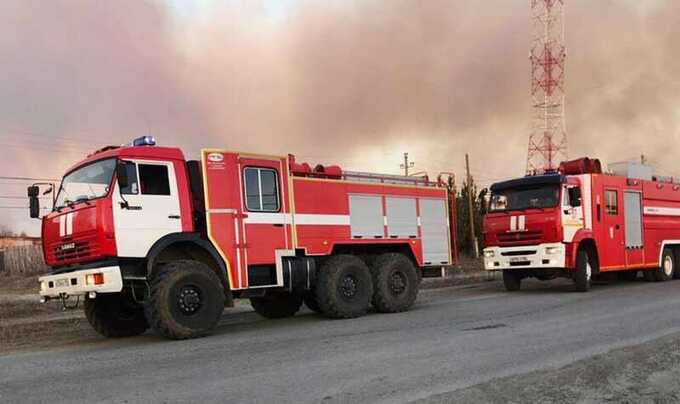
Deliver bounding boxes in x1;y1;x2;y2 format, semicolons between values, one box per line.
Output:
239;157;289;287
113;160;182;257
601;188;625;270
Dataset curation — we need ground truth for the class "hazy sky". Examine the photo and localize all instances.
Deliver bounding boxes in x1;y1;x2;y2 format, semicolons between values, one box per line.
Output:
1;0;679;235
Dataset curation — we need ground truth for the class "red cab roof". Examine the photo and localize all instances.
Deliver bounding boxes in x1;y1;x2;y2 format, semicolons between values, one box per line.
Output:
65;146;186;176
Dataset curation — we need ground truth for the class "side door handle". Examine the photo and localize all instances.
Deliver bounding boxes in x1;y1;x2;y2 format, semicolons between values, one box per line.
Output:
168;215;181;219
273;223;283;227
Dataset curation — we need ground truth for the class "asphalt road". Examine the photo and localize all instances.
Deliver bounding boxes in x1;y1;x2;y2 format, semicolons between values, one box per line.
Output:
3;277;680;403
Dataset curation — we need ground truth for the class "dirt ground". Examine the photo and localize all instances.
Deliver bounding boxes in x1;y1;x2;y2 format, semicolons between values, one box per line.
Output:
417;332;680;403
0;260;487;355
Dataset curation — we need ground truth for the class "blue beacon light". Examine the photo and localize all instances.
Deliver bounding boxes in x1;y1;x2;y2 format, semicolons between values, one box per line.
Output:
131;136;157;146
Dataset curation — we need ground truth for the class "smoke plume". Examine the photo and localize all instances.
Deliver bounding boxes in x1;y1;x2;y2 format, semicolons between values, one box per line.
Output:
1;0;678;233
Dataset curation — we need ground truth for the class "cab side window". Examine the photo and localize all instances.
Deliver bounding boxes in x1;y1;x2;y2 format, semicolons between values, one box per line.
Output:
605;190;618;215
139;164;171;196
244;167;280;212
120;161;139;195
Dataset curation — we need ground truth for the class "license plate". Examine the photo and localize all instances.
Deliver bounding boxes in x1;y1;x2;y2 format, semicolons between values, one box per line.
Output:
510;257;528;263
55;278;70;288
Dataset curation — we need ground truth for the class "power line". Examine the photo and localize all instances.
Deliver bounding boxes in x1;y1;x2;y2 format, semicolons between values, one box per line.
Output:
0;176;60;182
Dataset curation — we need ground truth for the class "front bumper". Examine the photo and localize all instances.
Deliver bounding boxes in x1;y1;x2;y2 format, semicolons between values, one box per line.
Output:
483;243;566;271
39;266;123;298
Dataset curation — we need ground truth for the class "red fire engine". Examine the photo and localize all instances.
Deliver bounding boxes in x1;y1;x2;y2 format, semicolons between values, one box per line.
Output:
30;137;456;339
483;157;680;292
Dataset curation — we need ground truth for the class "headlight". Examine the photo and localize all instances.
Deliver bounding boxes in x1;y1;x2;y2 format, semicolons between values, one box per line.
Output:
545;246;561;255
483;250;495;258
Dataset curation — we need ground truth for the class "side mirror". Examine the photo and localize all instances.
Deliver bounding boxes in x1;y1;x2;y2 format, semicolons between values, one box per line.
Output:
116;161;129;189
568;187;582;207
27;186;40;218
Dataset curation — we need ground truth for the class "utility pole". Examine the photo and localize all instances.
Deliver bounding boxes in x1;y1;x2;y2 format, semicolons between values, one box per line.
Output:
400;152;414;176
465;154;479;258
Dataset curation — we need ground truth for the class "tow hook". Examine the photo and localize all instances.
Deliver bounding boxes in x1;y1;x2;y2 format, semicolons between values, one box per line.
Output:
58;293;80;311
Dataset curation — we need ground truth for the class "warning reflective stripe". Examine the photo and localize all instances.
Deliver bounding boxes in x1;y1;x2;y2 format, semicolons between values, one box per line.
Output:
59;213;74;237
644;206;680;216
510;216;517;231
243;213;351;226
518;215;526;231
296;214;350;226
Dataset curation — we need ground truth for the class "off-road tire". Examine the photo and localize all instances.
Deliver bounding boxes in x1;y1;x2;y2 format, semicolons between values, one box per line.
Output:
573;249;593;292
250;292;303;319
145;260;225;340
502;269;521;291
84;293;148;338
654;248;675;281
369;253;419;313
315;255;373;319
303;292;322;313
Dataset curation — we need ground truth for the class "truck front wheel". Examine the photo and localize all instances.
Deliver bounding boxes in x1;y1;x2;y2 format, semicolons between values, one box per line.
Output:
502;269;521;291
315;255;373;319
573;249;593;292
370;253;419;313
146;260;225;340
84;292;148;338
250;292;303;319
654;248;675;281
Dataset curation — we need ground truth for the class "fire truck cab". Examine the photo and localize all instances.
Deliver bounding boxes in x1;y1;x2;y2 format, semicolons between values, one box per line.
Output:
30;138;456;339
483;157;680;292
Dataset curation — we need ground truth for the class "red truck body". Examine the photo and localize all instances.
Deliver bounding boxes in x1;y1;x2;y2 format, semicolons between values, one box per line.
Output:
35;140;457;338
483;158;680;290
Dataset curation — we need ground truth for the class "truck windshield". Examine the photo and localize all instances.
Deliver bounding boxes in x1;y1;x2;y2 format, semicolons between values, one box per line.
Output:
54;158;116;209
489;185;560;212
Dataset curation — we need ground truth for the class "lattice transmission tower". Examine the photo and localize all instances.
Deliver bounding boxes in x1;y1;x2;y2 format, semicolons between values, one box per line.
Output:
526;0;567;175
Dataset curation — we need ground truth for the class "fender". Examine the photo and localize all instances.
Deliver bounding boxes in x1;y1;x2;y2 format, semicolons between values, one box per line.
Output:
568;229;597;269
145;232;230;290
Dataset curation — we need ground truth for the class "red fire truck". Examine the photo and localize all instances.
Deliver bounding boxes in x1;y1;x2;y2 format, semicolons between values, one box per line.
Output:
30;137;456;339
483;157;680;292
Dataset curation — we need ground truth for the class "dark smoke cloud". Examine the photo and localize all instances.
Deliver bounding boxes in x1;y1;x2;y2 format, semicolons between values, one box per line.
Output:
0;0;677;233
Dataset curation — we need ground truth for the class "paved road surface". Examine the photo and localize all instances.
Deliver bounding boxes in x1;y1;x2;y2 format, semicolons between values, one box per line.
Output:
3;278;680;403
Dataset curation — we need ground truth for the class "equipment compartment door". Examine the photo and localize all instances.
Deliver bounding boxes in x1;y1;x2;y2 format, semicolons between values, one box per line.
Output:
420;198;451;265
601;188;625;270
623;191;644;267
239;157;289;283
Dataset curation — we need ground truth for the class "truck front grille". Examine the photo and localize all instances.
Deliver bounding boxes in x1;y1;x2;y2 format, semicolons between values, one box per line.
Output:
47;231;100;264
497;230;543;246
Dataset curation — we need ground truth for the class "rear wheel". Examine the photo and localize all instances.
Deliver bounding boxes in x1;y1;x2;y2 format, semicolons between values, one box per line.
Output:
573;249;593;292
250;292;303;319
145;260;225;340
315;255;373;319
654;248;675;281
303;292;322;313
370;253;419;313
502;269;521;291
84;292;148;338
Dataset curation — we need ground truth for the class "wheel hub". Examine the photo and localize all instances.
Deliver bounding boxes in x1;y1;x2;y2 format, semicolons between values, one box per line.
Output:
390;271;407;295
178;286;202;315
339;275;358;298
664;256;673;276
